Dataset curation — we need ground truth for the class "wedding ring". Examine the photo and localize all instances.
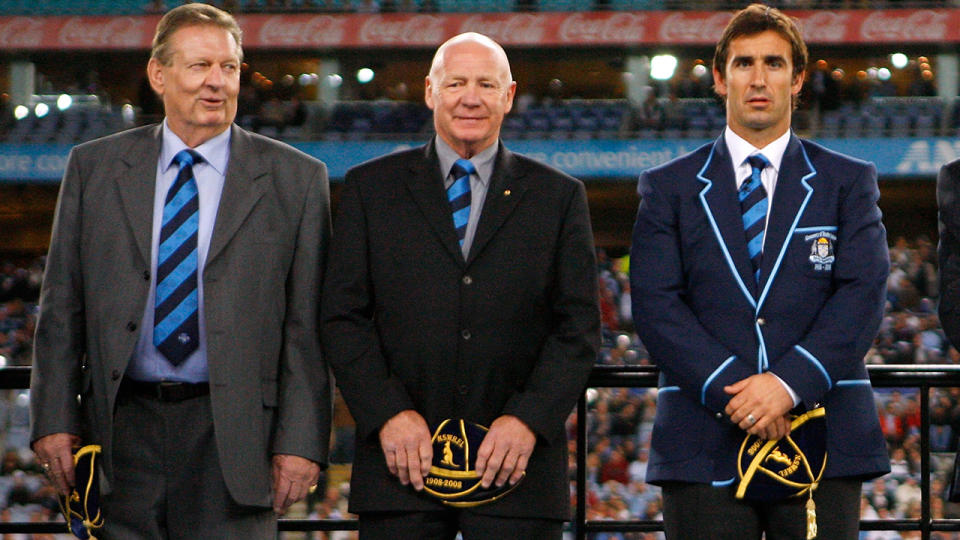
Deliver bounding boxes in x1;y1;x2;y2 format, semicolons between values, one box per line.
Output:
41;462;50;471
746;414;756;425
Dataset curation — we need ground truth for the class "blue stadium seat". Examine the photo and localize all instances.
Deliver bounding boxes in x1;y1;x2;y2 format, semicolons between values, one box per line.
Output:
435;0;514;12
537;0;592;12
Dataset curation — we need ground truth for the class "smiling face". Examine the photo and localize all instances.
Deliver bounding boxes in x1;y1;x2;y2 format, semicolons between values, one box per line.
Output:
425;38;516;158
147;24;240;147
714;30;804;148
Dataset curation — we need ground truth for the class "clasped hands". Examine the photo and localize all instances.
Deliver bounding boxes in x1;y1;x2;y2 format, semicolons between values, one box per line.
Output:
724;372;795;440
378;410;534;491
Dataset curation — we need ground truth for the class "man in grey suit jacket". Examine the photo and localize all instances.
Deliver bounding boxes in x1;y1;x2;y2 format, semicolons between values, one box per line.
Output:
322;33;599;539
29;5;331;538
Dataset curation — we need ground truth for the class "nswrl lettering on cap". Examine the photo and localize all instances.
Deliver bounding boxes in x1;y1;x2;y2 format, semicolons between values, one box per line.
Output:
736;407;827;540
422;418;524;507
57;445;103;539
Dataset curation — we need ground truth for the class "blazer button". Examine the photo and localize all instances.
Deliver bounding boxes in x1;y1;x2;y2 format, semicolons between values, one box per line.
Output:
111;369;121;380
462;275;473;285
458;385;469;395
126;322;137;332
461;329;471;340
715;412;723;419
142;270;150;281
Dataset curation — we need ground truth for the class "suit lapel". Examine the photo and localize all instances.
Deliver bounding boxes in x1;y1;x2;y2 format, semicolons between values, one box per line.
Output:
115;125;162;266
757;135;815;307
466;143;525;266
404;142;465;265
697;137;758;302
207;126;268;266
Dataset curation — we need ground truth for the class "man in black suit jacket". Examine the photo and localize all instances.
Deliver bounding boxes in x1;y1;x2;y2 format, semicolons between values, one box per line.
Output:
321;32;600;539
939;160;960;346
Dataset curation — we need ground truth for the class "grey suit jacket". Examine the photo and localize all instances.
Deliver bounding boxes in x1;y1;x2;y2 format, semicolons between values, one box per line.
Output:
29;123;331;507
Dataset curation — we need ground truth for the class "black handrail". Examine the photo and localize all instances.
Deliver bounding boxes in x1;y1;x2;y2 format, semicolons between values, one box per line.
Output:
3;364;960;538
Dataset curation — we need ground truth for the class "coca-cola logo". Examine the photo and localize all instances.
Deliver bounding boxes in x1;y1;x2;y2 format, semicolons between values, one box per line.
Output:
860;10;947;41
258;15;345;47
798;12;849;42
558;13;645;43
460;14;546;44
359;15;444;45
658;12;730;43
58;17;146;48
0;17;44;48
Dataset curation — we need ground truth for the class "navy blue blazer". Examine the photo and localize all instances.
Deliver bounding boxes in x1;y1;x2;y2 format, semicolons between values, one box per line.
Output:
630;134;890;487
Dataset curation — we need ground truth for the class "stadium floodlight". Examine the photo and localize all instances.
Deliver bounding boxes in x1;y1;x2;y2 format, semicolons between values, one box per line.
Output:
357;68;375;84
878;68;891;81
650;54;678;81
891;53;908;69
57;93;73;111
34;102;49;118
692;64;708;78
326;74;343;88
13;105;28;120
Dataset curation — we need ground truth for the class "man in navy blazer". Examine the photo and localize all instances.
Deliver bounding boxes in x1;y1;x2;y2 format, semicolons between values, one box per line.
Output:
630;5;889;538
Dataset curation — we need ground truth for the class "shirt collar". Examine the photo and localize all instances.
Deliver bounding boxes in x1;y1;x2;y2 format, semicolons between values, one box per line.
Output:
160;120;231;176
724;126;791;183
435;136;497;187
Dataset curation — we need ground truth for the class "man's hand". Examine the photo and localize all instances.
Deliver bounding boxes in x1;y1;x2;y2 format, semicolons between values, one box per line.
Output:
379;410;432;491
475;415;536;489
32;433;81;496
272;454;321;514
724;372;795;440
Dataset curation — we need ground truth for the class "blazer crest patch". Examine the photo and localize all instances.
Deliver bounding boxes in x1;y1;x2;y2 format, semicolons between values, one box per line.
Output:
805;231;836;272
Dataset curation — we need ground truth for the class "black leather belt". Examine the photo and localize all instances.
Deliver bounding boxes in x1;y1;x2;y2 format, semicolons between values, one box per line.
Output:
120;378;210;402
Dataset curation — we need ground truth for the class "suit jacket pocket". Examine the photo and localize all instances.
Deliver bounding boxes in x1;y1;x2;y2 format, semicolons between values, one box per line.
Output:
792;226;838;279
650;389;704;463
824;382;886;458
261;378;278;407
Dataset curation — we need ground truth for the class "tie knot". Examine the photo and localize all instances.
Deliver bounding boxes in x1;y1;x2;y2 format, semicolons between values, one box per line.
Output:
173;149;203;169
746;153;769;172
451;158;476;179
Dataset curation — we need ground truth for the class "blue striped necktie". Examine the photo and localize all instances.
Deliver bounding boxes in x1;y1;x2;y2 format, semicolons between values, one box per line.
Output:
448;158;475;248
740;153;770;283
154;149;202;366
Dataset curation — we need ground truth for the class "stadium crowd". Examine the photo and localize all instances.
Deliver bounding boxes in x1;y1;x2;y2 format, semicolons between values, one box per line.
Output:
0;234;958;538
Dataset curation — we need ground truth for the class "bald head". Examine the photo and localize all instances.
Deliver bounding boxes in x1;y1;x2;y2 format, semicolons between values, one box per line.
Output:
429;32;513;88
424;32;517;158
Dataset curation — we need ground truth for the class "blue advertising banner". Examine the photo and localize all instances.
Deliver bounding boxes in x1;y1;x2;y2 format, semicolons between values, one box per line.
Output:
3;137;958;183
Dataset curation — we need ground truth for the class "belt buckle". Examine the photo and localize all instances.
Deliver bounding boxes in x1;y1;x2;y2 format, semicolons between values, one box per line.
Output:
157;381;184;401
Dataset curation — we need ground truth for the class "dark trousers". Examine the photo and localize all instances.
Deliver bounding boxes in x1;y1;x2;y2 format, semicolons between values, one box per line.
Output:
661;478;862;540
99;390;276;540
358;510;564;540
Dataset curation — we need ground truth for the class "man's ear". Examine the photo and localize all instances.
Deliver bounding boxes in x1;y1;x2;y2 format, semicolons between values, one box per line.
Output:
713;66;727;98
147;57;164;96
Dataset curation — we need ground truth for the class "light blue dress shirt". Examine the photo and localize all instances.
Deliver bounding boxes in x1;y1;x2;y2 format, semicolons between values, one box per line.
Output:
127;121;230;383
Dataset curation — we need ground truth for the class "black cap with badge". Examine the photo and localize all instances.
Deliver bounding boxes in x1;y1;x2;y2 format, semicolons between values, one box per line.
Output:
422;419;524;507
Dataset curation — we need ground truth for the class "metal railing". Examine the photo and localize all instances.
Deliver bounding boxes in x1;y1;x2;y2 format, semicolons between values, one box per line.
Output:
3;364;960;538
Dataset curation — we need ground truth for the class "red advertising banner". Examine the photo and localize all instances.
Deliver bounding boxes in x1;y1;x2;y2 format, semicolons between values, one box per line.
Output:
0;9;958;51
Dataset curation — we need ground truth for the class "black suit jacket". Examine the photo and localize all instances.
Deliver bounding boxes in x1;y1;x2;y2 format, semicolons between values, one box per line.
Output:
939;159;960;345
321;140;600;519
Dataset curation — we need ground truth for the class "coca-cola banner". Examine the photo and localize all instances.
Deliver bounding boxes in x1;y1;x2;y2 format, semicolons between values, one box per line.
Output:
0;9;958;51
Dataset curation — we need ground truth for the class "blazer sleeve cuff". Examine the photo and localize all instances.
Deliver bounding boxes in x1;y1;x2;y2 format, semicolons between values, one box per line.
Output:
769;345;832;409
700;355;754;415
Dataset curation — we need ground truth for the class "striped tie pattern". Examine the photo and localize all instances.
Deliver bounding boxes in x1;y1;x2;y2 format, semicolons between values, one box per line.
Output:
448;158;475;247
740;153;770;283
154;149;202;365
